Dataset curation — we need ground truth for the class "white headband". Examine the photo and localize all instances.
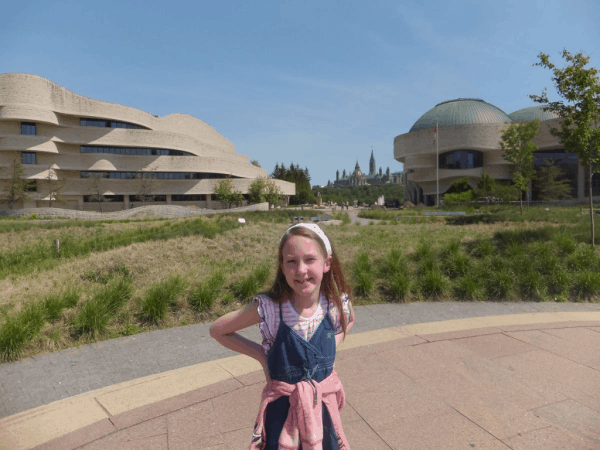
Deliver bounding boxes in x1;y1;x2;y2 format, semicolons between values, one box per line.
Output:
280;223;332;256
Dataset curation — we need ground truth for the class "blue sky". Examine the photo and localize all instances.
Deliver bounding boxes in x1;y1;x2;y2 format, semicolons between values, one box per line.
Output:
2;0;600;186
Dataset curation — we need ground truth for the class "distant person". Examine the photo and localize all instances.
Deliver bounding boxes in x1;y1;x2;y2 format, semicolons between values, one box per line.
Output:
210;223;354;449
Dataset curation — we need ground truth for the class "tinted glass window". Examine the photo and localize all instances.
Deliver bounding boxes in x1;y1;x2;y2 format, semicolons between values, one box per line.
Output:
21;122;36;135
439;150;483;169
22;152;37;164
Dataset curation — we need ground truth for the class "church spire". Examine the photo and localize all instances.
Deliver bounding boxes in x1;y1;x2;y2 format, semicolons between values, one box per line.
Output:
355;160;361;172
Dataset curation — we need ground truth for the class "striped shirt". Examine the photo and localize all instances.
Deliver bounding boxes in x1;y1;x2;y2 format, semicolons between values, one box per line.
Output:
253;293;351;356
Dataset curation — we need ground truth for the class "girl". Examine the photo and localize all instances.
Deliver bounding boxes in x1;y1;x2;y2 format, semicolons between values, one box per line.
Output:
210;223;354;449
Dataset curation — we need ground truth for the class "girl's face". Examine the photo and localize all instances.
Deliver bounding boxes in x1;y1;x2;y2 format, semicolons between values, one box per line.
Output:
281;235;331;303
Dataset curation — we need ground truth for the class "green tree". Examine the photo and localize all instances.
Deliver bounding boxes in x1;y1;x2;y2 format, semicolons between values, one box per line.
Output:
448;177;471;194
0;156;34;209
271;161;312;205
530;49;600;246
44;165;69;208
535;159;573;201
476;170;495;196
263;178;283;206
500;119;541;215
248;177;266;204
214;178;243;209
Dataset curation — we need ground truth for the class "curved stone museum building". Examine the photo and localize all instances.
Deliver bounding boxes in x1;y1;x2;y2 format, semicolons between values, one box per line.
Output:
0;73;295;210
394;98;597;205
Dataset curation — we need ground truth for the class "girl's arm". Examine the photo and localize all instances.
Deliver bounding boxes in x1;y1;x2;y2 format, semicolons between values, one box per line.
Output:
210;301;266;366
335;299;355;346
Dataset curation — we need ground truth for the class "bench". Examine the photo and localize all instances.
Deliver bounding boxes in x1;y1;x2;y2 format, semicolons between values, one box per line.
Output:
581;208;600;215
310;216;331;222
422;211;466;216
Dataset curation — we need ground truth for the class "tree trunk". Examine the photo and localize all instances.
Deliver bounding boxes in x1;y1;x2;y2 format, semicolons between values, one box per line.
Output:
590;165;595;247
520;194;523;216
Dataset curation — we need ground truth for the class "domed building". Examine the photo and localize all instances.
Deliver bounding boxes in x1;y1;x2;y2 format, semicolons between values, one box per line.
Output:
394;98;592;205
0;74;295;211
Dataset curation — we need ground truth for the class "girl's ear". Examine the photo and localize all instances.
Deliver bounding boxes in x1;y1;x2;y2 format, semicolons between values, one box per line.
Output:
323;255;332;274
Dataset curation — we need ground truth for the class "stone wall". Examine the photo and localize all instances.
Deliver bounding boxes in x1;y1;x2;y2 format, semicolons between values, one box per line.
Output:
0;202;270;220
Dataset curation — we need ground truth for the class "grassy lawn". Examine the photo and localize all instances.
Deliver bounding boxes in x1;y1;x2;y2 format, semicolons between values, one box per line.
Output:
0;206;598;362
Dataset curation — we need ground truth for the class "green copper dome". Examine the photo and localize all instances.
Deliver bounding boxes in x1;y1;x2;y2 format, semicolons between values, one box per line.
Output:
409;98;512;133
508;105;559;122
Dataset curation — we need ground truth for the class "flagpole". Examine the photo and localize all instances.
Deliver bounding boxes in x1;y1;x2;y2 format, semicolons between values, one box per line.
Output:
436;119;439;208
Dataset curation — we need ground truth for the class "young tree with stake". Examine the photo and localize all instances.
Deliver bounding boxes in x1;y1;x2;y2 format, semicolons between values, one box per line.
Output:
500;119;540;215
530;49;600;246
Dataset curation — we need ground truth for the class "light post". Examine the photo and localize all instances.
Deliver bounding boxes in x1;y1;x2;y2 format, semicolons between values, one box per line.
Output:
436;119;439;208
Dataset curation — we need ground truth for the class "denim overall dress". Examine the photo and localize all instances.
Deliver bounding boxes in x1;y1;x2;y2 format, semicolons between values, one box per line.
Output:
263;299;340;450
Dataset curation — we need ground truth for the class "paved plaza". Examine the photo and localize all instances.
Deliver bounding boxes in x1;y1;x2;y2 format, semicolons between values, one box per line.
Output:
1;301;600;449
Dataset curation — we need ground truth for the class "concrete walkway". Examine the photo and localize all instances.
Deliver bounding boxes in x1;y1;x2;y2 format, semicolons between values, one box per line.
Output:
1;301;600;449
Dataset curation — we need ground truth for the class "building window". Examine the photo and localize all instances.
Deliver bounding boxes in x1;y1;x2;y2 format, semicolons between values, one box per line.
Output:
80;118;148;130
81;146;193;156
21;122;36;135
80;171;236;179
171;194;207;201
22;152;37;164
83;195;124;202
439;150;483;169
129;195;166;202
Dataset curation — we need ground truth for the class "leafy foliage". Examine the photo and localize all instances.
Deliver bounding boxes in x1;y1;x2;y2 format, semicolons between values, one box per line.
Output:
214;178;244;209
530;49;600;245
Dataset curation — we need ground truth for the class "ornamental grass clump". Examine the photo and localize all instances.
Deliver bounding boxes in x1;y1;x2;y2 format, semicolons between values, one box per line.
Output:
231;263;271;300
73;277;134;336
417;268;449;298
189;271;226;312
452;275;481;300
571;271;600;300
440;239;471;278
352;251;374;296
139;274;188;323
0;302;46;361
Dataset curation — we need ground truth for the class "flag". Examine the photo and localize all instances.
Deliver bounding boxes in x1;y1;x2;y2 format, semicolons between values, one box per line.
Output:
433;125;437;144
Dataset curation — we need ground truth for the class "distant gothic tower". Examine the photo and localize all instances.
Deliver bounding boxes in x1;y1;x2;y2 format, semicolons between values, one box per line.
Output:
336;170;339;181
369;149;376;175
355;161;362;172
342;169;347;177
386;166;390;178
379;167;382;176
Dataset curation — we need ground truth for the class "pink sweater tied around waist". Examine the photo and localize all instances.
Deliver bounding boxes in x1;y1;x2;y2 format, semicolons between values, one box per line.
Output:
250;369;350;450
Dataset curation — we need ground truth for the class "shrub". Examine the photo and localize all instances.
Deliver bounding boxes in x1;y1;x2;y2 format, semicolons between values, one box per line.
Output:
139;274;188;323
189;271;226;312
452;275;480;300
0;302;47;361
63;285;81;308
545;268;571;297
518;269;547;301
354;270;374;296
378;248;407;280
43;294;65;321
231;263;271;300
353;251;374;296
485;268;516;300
387;272;410;301
554;233;577;255
418;269;449;298
571;271;600;300
443;250;471;278
73;278;134;335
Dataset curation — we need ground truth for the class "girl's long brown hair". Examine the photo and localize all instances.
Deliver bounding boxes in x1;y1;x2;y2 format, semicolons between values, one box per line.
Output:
266;225;352;342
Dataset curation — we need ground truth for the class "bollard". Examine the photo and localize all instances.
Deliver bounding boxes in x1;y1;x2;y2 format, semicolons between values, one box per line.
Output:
293;216;298;224
300;216;304;222
54;239;60;251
